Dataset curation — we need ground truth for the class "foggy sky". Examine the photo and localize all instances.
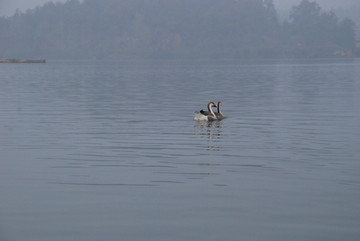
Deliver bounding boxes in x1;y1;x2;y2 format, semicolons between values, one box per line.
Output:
0;0;359;17
0;0;67;16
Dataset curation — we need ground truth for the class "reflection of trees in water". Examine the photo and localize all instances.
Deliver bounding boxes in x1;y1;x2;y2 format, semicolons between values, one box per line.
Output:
194;121;223;151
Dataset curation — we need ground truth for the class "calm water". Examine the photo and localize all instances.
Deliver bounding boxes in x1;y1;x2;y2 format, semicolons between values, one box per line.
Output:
1;59;359;241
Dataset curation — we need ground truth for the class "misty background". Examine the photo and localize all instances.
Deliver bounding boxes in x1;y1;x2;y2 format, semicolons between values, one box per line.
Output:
1;0;359;16
0;0;359;59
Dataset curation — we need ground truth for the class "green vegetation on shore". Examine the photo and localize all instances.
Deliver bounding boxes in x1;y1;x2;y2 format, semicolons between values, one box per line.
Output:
0;0;357;59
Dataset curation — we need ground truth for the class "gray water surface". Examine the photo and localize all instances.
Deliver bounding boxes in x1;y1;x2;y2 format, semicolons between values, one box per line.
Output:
1;59;360;241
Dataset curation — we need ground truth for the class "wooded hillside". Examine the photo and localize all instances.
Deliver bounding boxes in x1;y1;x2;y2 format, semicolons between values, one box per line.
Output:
0;0;356;59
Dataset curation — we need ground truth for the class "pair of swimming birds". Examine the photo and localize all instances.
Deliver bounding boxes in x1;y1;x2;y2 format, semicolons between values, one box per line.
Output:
194;101;224;121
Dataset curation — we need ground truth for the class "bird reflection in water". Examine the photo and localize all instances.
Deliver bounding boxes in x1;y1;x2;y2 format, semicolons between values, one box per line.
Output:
194;120;223;151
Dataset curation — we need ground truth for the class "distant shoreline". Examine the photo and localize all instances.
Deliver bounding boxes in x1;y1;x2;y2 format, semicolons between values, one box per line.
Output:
0;59;46;63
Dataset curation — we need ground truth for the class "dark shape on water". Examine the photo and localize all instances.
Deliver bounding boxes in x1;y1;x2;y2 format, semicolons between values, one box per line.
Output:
0;59;46;63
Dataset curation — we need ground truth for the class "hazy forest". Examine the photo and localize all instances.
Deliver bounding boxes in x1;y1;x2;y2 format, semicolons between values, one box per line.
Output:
0;0;357;59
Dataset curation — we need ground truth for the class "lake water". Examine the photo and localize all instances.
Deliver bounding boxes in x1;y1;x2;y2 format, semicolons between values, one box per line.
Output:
1;59;359;241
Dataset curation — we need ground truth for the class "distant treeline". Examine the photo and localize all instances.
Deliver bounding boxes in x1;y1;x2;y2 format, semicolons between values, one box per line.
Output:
0;0;357;59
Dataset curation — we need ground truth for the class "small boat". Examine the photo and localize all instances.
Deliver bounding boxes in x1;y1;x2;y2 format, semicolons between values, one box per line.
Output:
0;59;46;63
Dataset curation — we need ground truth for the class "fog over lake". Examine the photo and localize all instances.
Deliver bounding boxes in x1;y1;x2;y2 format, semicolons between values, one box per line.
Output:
1;0;359;16
0;0;359;59
1;58;360;241
1;0;360;240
